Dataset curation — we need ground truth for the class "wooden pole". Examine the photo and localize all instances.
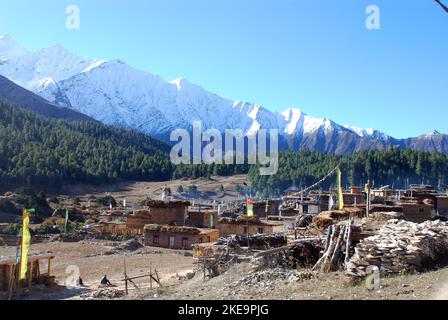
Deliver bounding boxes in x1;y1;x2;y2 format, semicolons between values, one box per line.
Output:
149;262;153;289
7;264;15;300
124;257;128;295
154;269;161;286
47;258;51;276
28;261;33;289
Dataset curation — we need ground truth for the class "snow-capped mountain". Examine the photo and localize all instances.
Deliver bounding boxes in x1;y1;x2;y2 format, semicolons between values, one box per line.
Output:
0;35;446;154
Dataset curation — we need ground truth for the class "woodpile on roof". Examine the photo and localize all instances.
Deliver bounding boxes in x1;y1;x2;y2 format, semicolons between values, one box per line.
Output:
346;219;448;277
144;224;201;235
215;233;287;250
312;208;363;229
219;215;264;224
144;200;190;208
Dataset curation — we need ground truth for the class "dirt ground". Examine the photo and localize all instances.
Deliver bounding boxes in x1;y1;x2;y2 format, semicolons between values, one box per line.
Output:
57;175;249;205
1;241;448;300
0;240;195;300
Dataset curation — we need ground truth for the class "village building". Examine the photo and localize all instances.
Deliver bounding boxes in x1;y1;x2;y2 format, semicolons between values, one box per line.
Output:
436;196;448;216
371;188;395;198
252;200;281;218
91;221;127;236
186;206;218;229
218;216;284;237
144;224;219;249
279;197;320;217
401;203;433;223
404;185;438;209
126;200;190;235
283;185;301;197
342;192;365;207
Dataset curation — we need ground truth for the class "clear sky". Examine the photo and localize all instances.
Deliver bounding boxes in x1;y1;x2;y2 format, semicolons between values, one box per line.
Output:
0;0;447;138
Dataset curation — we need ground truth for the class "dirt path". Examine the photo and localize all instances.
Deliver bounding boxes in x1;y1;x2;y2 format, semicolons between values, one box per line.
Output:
433;278;448;299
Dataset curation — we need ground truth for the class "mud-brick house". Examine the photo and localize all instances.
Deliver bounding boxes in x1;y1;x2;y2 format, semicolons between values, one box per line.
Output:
253;200;281;218
218;216;284;237
436;196;448;216
186;206;218;229
144;224;219;249
402;203;432;223
279;200;320;216
92;221;127;236
126;200;190;235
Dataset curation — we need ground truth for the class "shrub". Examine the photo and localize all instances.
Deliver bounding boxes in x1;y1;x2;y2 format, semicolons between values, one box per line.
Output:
34;219;59;235
0;198;20;215
2;223;21;235
188;185;198;196
14;190;51;217
55;218;82;233
98;196;117;207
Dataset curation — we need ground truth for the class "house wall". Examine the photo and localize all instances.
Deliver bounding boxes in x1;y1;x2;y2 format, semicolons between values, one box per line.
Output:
218;222;282;237
343;194;365;206
402;204;432;223
187;210;218;228
298;204;320;214
126;206;187;233
253;200;281;218
93;223;127;235
437;197;448;216
144;229;219;249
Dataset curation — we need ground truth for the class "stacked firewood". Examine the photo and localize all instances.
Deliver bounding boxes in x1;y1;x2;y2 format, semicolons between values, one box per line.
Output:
144;200;190;208
216;233;287;250
346;219;448;277
312;220;353;272
250;238;325;270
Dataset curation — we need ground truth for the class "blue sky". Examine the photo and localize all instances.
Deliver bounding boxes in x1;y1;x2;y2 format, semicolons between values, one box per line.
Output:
0;0;447;138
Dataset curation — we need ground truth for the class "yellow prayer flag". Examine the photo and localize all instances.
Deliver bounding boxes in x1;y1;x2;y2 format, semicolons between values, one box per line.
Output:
20;210;31;280
337;167;344;210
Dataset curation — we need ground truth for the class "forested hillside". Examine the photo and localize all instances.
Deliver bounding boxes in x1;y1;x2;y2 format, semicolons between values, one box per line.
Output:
248;150;448;197
2;101;448;194
0;102;172;188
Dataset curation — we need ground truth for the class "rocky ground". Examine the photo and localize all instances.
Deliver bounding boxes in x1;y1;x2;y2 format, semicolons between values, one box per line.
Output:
148;262;448;300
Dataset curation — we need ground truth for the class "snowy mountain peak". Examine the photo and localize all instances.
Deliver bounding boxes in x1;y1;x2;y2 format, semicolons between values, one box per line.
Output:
171;77;193;91
0;35;447;154
343;125;393;143
0;37;98;90
282;108;303;119
423;130;441;137
0;34;29;61
81;60;108;73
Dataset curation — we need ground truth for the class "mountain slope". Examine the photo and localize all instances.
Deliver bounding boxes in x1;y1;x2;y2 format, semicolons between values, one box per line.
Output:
0;75;95;122
0;35;446;154
0;101;172;188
